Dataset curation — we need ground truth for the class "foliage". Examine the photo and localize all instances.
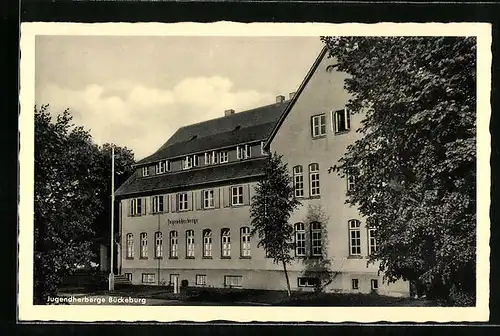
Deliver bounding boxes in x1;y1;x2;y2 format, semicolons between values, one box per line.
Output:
321;37;476;304
250;152;301;295
34;105;134;304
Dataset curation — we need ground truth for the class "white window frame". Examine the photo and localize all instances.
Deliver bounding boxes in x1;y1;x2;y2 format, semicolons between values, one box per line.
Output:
203;229;212;257
231;186;244;206
371;279;379;290
211;151;218;164
349;220;362;256
183;156;193;170
196;274;207;286
154;231;163;258
311;114;327;137
293;166;304;198
309;163;320;197
142;273;155;284
126;233;134;258
130;198;143;216
240;227;251;257
140;232;148;259
298;277;319;287
178;193;188;211
224;275;242;287
333;108;351;133
310;222;322;256
125;273;132;282
221;228;231;257
347;171;356;192
295;223;306;257
193;154;199;167
169;231;178;258
260;141;268;155
142;167;149;177
219;151;229;163
368;228;378;255
203;189;214;209
204;152;212;165
152;195;164;213
186;230;195;258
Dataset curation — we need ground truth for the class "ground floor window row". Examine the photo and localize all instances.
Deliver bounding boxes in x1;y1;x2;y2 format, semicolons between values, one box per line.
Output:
128;273;379;291
125;227;252;259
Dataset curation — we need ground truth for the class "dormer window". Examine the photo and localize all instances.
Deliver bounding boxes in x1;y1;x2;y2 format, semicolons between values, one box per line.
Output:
142;167;149;177
260;141;268;156
219;151;229;163
204;152;212;165
211;151;218;164
155;160;170;174
183;155;199;170
237;144;251;160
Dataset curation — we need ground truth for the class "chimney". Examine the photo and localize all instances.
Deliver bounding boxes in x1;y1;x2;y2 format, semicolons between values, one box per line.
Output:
289;92;296;99
276;95;285;104
224;109;235;117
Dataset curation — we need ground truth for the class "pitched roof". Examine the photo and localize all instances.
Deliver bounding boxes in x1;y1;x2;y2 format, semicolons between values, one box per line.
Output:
135;101;289;166
264;46;328;149
115;157;267;197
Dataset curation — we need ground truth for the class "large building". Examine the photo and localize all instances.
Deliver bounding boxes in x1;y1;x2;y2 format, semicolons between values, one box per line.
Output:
115;46;410;297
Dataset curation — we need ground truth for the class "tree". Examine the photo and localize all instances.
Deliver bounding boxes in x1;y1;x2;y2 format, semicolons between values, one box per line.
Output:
321;37;476;305
250;152;301;296
34;105;135;303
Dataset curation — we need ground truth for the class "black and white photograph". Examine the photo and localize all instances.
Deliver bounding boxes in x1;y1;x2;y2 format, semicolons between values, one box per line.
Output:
18;22;491;322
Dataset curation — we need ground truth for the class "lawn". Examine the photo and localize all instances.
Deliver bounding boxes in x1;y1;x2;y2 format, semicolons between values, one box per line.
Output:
57;285;438;306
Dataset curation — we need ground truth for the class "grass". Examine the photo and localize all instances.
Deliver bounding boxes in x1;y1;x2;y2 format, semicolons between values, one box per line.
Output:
57;285;438;306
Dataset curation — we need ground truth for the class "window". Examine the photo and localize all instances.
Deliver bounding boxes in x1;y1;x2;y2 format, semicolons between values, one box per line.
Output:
311;114;326;137
183;155;198;169
221;228;231;257
178;193;188;211
240;227;251;257
295;223;306;256
237;145;251;160
142;167;149;177
152;195;164;213
231;186;244;206
196;274;207;286
224;275;242;287
126;233;134;258
261;141;268;155
203;189;214;209
349;220;361;256
186;230;195;258
204;152;212;165
293;166;304;197
125;273;132;282
309;163;320;196
154;232;163;258
211;151;218;164
368;228;378;255
334;108;351;133
352;279;359;290
140;232;148;259
129;198;143;216
155;160;170;174
219;151;229;163
169;231;178;258
371;279;379;290
203;229;212;257
310;222;322;256
298;277;320;287
347;171;356;192
142;273;155;284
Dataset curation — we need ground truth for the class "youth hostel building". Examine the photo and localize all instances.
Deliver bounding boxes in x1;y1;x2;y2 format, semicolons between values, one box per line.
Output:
114;47;410;297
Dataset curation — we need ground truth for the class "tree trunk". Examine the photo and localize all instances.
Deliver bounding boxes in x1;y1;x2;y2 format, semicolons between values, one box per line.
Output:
282;260;292;297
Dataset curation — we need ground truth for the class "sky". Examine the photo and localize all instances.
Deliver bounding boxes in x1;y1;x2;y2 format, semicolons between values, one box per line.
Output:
35;36;324;160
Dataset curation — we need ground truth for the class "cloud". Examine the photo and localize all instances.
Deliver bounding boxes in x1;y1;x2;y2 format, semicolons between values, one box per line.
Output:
37;77;275;160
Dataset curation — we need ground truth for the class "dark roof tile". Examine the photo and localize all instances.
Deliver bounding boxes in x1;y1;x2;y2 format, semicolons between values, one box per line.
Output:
115;158;267;197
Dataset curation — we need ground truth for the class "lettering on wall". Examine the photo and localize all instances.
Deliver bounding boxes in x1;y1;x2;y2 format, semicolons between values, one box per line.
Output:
167;219;199;225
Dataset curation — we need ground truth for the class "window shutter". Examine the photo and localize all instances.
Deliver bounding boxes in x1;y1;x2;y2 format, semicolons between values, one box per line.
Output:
310;116;314;137
345;108;351;130
164;195;169;212
249;184;256;204
128;200;132;216
214;188;220;208
223;187;231;207
243;184;250;205
172;194;178;212
142;197;147;215
196;191;203;210
188;192;193;211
